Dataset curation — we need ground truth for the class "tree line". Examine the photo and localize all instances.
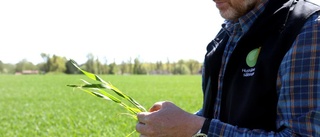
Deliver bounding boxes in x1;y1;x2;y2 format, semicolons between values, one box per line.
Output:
0;53;203;75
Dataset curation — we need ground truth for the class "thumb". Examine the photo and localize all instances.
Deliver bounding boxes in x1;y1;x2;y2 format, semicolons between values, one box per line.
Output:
149;101;166;112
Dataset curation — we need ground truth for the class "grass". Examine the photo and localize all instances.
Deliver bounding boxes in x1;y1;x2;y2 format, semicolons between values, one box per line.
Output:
0;75;203;137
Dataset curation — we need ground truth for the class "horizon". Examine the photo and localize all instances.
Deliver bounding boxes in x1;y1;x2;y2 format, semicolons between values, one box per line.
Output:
0;55;207;65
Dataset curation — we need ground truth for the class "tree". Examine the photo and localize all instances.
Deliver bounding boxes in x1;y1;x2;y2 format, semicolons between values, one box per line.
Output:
40;53;50;73
0;60;3;73
119;61;128;75
108;61;118;74
98;59;108;74
186;59;201;74
3;63;15;74
166;59;171;74
48;55;67;73
128;58;133;74
15;59;37;72
95;58;103;74
133;57;147;74
155;61;163;71
172;60;190;75
65;60;80;74
85;53;96;73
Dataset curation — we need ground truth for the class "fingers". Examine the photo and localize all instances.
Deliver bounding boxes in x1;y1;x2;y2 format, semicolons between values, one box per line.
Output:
137;112;150;124
136;101;174;136
136;121;146;134
136;107;159;136
136;115;155;136
136;111;155;134
137;101;176;124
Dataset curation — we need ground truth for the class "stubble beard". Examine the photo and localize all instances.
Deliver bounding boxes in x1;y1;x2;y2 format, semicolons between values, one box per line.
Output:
219;0;258;21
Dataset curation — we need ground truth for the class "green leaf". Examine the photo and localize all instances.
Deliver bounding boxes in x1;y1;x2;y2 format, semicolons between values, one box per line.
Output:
77;87;111;101
70;59;106;83
67;83;107;89
67;59;147;137
70;60;147;112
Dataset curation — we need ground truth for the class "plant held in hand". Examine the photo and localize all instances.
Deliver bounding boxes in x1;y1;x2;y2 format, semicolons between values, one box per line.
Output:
66;60;147;136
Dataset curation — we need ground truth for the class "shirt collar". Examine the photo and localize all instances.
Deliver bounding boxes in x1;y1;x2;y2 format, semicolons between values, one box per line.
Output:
222;0;269;36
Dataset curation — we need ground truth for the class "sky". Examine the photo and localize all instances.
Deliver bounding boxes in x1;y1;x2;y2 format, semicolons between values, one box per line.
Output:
0;0;224;65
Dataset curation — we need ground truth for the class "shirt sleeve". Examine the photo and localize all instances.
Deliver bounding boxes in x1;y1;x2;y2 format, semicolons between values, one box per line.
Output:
206;12;320;137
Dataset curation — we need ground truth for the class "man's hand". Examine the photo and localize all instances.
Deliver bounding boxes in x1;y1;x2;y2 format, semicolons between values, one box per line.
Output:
136;101;205;137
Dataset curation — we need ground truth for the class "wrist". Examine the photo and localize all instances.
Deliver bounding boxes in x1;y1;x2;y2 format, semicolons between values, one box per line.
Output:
192;117;210;137
200;118;211;134
190;116;206;136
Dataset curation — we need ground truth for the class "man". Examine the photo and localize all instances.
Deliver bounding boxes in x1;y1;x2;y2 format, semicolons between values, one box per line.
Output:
136;0;320;136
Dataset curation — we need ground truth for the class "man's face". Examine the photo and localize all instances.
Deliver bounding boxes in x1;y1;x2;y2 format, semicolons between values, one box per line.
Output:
214;0;260;21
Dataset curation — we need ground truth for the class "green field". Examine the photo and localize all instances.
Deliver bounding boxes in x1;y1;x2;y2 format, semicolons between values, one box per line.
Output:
0;75;203;137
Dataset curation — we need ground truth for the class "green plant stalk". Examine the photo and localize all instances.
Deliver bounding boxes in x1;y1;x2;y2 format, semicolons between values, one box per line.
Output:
67;60;147;113
66;60;147;136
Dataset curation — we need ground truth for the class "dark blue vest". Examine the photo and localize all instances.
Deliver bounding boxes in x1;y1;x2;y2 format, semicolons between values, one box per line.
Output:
202;0;320;131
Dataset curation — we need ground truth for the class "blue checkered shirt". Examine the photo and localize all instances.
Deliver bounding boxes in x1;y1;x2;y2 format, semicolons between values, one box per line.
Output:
197;1;320;136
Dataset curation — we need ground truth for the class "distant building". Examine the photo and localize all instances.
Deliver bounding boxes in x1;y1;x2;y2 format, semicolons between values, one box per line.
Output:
15;70;39;75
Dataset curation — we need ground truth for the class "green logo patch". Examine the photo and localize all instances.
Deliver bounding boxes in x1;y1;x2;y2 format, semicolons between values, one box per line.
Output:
246;47;261;67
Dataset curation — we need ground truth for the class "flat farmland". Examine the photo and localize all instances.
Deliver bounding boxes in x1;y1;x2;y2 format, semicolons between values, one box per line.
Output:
0;75;203;137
